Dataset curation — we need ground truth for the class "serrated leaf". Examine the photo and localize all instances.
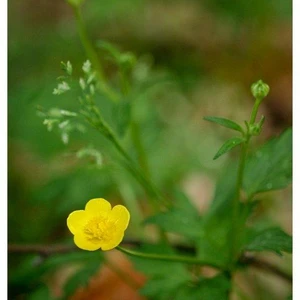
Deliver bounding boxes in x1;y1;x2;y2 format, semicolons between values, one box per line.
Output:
206;162;237;215
213;137;244;160
130;243;191;300
144;189;201;239
244;227;292;255
63;262;101;298
196;166;254;268
243;127;292;196
174;274;231;300
204;116;243;132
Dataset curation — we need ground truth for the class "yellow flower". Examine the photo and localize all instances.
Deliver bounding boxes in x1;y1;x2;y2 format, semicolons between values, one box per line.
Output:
67;198;130;251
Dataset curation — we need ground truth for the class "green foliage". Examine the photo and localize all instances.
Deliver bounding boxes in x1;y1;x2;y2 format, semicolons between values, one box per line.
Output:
9;251;103;299
144;189;201;239
66;0;86;8
213;137;245;160
97;40;137;72
244;227;292;256
8;0;292;298
195;165;255;268
130;243;191;300
63;262;101;298
203;116;243;133
243;128;292;196
174;274;231;300
28;284;52;300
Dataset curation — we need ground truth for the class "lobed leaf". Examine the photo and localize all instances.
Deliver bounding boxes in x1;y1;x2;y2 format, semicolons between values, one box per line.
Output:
63;263;101;298
244;227;292;255
174;274;231;300
144;189;201;239
130;243;191;300
243;127;292;196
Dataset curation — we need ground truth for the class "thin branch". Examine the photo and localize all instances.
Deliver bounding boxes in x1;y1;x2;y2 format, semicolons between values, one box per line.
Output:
8;242;292;283
8;244;77;256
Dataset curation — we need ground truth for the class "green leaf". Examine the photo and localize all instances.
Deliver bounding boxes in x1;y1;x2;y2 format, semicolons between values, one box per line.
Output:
130;243;191;300
204;116;243;132
195;165;255;268
144;189;201;239
63;261;102;298
243;127;292;196
9;251;103;292
206;162;237;215
174;274;231;300
244;227;292;255
213;137;244;160
28;284;52;300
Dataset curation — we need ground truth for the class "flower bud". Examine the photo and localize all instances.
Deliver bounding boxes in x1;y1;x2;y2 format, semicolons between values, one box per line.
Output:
66;0;85;7
251;80;270;100
119;52;137;71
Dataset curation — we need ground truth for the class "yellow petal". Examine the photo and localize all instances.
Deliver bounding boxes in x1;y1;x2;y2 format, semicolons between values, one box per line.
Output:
74;232;102;251
85;198;111;214
67;210;88;235
101;231;124;251
109;205;130;230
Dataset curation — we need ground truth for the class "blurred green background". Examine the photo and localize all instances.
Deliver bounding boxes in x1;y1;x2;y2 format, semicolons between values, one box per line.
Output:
8;0;292;299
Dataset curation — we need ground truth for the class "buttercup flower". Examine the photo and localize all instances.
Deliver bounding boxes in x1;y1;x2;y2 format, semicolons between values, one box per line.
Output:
67;198;130;251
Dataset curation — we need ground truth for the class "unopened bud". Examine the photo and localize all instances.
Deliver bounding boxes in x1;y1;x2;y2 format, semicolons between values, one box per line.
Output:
251;80;270;100
119;52;136;71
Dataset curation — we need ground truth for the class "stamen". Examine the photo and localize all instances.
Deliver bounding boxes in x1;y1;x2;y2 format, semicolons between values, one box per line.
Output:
83;216;116;243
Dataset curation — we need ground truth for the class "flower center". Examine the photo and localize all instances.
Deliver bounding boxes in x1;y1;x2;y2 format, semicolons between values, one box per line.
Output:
83;216;116;243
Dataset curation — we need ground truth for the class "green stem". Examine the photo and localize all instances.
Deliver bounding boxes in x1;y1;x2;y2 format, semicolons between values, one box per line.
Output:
120;70;131;96
72;5;104;80
116;246;221;269
83;107;169;209
229;97;263;269
249;98;261;125
71;5;119;102
119;68;151;179
230;139;249;268
130;120;151;179
71;3;156;207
